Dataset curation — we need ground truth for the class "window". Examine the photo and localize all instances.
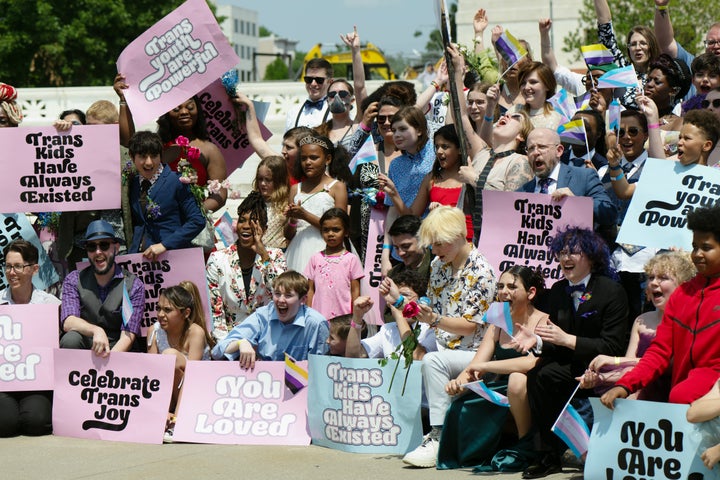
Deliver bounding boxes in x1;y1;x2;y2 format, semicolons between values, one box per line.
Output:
240;21;245;35
234;19;238;33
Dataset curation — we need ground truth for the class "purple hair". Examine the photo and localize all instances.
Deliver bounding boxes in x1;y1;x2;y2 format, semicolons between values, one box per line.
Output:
550;226;617;280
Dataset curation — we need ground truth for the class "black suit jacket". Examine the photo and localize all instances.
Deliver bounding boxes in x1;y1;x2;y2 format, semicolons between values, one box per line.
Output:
542;274;629;375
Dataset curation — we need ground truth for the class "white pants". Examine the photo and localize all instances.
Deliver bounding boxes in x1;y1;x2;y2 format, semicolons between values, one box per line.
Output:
421;349;476;425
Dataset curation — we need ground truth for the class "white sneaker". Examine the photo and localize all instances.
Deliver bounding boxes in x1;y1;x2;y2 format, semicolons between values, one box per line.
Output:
163;427;174;444
402;435;438;468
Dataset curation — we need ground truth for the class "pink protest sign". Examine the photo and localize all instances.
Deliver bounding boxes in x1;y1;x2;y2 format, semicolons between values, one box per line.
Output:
360;208;387;325
78;248;210;337
0;305;58;392
197;79;273;174
116;0;240;128
52;350;175;444
478;191;593;285
173;360;311;445
0;125;121;213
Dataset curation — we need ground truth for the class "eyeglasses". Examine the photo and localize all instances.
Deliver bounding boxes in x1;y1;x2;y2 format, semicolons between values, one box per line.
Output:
304;76;326;85
376;115;393;124
704;39;720;48
4;264;33;273
526;143;558;154
702;99;720;109
557;249;582;259
581;74;602;85
619;126;642;137
85;241;113;253
327;90;351;99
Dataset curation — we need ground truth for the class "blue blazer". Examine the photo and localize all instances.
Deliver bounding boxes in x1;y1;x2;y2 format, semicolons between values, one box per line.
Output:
561;149;608;171
128;166;205;252
518;163;618;226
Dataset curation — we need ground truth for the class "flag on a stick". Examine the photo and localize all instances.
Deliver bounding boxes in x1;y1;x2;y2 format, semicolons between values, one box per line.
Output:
580;44;614;66
557;119;587;146
481;302;513;336
596;65;639;89
284;353;309;394
348;135;377;175
494;30;527;67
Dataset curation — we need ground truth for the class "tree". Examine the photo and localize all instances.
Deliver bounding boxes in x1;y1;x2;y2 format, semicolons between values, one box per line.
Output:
422;1;457;55
263;56;289;80
0;0;224;87
563;0;715;62
259;26;273;38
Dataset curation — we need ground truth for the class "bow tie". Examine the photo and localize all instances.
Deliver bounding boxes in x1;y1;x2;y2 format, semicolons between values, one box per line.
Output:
565;283;586;294
305;99;325;111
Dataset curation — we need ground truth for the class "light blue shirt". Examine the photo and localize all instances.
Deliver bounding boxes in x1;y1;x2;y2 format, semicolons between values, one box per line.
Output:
211;302;329;361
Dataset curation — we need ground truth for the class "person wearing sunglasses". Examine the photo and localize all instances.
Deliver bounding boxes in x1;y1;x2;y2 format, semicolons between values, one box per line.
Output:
704;86;720;120
0;240;59;438
314;27;368;151
285;57;333;131
59;220;144;357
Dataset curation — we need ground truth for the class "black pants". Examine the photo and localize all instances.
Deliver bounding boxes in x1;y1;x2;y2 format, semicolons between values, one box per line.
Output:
0;391;52;437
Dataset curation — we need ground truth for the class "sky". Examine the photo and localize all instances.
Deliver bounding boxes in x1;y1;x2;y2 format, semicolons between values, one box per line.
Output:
222;0;441;58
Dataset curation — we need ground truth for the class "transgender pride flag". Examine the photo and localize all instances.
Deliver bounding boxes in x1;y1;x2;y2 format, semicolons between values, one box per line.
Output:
463;380;510;407
121;283;133;327
580;44;614;66
494;30;527;67
551;384;590;458
548;89;578;124
481;302;513;336
597;65;639;89
348;135;377;174
608;99;622;134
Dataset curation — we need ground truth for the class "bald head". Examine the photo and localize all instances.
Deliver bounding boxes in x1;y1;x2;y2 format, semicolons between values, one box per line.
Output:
526;128;563;179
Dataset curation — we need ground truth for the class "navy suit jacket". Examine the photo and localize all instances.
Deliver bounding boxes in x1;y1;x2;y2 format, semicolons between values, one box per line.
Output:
561;149;608;171
518;163;618;226
128;166;205;253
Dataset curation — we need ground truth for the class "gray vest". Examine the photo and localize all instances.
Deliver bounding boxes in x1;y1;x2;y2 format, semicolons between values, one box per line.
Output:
77;267;136;345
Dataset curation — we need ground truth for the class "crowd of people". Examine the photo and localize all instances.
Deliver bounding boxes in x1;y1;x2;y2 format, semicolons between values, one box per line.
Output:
3;2;720;476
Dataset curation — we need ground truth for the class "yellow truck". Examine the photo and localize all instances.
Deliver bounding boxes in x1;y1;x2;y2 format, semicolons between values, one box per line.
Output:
301;43;397;81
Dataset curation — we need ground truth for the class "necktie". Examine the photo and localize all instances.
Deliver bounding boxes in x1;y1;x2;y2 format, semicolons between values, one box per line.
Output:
622;162;634;174
473;150;515;241
140;179;151;217
538;177;551;194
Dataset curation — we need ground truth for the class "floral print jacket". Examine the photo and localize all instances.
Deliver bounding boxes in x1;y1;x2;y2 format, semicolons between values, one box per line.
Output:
206;245;287;340
428;248;497;351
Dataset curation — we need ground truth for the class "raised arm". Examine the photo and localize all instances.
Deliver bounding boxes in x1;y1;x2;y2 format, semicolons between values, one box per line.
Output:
473;9;489;53
653;0;678;57
593;0;612;24
479;84;500;147
231;91;277;159
416;59;448;112
539;19;558;73
448;43;486;156
114;73;134;147
340;26;367;119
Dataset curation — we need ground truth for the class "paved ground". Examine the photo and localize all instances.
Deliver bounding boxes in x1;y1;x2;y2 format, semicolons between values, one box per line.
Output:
1;435;584;480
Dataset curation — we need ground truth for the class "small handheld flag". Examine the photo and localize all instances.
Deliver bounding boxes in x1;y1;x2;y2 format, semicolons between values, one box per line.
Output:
580;44;614;66
348;135;377;175
548;89;578;124
121;283;133;327
551;383;590;458
463;380;510;407
608;99;622;135
557;119;587;146
481;302;513;336
494;30;527;68
284;353;309;394
596;65;639;89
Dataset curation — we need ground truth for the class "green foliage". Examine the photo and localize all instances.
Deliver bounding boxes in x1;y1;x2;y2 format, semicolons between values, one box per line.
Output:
0;0;224;87
563;0;715;62
424;1;457;54
263;57;289;80
259;25;273;38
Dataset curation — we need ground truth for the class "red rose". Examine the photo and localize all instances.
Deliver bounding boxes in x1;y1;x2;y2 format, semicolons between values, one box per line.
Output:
402;301;420;318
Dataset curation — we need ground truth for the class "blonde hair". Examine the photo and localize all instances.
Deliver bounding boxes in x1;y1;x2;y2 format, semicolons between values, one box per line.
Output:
418;206;467;246
644;252;696;285
86;100;119;124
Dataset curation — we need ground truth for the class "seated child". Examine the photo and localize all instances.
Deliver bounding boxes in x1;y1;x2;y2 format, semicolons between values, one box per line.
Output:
327;314;352;356
345;269;437;359
211;271;329;367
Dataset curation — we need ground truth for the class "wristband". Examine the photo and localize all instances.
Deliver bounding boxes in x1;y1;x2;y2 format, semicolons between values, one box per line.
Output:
611;172;624;181
430;314;441;328
351;319;363;329
359;123;371;132
483;115;494;123
393;295;405;309
431;81;440;91
608;164;622;171
473;36;483;44
614;356;620;365
119;101;127;106
237;339;244;351
647;123;660;129
382;244;392;250
287;219;298;227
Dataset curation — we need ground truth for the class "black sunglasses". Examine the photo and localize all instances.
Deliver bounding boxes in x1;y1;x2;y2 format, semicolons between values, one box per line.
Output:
85;241;112;253
304;76;326;85
702;99;720;109
376;115;393;124
618;127;642;138
327;90;351;99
